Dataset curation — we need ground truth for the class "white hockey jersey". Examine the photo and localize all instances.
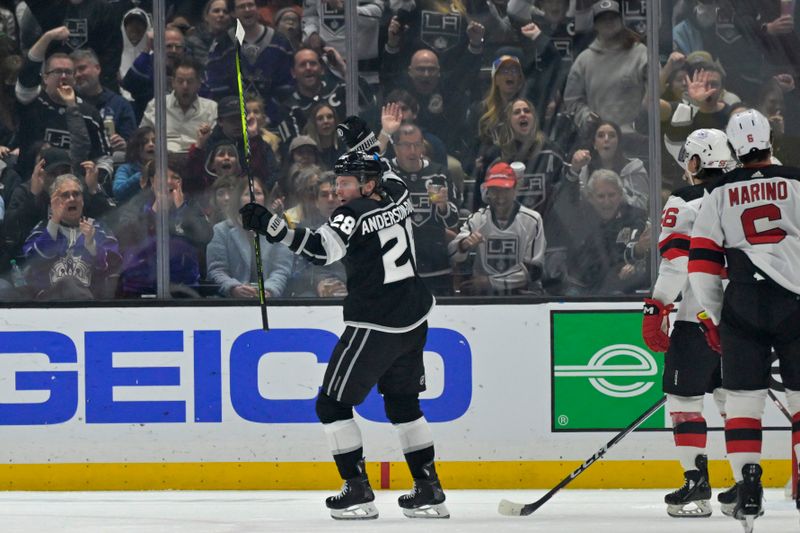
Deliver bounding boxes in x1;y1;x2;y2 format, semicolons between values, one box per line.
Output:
689;165;800;324
652;184;706;323
449;203;545;293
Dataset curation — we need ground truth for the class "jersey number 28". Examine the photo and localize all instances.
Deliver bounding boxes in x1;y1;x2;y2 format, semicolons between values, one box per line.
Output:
378;223;416;284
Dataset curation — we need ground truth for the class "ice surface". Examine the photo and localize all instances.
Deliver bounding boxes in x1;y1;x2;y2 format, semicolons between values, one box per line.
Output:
0;489;795;532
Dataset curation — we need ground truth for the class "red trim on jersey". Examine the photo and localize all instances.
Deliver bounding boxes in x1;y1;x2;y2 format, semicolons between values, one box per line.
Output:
659;233;690;260
690;237;724;253
688;260;724;275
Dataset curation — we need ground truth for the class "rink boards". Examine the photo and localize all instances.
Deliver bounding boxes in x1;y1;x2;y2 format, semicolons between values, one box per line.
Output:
0;302;792;490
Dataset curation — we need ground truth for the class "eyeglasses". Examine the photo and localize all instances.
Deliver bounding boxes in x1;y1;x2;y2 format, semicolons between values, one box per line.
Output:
57;190;82;200
166;43;185;50
46;68;74;77
496;66;520;76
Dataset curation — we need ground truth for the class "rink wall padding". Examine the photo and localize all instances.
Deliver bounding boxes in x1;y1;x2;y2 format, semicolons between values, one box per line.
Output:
0;303;792;490
0;460;791;490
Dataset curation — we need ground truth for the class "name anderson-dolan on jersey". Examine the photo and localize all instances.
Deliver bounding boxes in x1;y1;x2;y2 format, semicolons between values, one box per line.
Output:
688;165;800;324
652;184;706;323
283;173;434;332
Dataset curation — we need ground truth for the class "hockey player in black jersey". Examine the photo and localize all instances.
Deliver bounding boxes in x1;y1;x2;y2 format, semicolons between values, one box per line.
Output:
240;149;449;520
689;109;800;532
642;128;733;518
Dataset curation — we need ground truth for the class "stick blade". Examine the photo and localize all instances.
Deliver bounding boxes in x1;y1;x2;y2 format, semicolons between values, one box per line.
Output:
498;499;527;516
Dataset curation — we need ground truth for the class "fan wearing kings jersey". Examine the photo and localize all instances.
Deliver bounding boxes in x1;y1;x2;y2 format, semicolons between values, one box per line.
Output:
240;117;449;521
643;128;732;518
688;109;800;527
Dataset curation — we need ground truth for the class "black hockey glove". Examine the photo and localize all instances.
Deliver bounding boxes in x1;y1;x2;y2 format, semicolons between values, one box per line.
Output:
239;202;288;243
337;115;379;154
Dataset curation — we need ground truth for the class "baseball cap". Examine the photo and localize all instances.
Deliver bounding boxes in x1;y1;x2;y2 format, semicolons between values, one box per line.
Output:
484;162;517;189
217;95;241;119
592;0;621;18
491;55;522;78
289;135;318;152
41;147;71;173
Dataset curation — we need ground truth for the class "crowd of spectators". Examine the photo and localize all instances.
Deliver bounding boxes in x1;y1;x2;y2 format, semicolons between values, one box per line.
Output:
0;0;797;301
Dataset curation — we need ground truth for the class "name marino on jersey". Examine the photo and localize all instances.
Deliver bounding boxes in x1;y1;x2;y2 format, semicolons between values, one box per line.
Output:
727;179;788;206
360;199;414;235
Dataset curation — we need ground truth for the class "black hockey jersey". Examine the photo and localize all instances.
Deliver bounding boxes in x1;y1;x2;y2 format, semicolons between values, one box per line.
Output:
285;174;434;332
390;159;459;277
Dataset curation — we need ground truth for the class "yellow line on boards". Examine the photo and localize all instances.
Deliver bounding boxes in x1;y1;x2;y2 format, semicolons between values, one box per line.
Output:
0;460;790;491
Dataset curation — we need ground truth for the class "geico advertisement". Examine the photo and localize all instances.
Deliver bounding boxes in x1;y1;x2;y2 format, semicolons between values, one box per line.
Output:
0;306;492;463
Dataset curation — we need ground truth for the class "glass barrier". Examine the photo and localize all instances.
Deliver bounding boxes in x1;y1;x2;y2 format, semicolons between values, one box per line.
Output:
3;0;793;305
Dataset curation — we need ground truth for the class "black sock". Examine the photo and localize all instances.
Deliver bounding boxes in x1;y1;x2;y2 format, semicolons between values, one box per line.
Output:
333;448;363;479
404;445;435;479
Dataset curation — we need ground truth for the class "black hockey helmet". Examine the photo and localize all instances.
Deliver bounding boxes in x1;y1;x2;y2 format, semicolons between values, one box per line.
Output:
336;115;379;154
333;150;383;184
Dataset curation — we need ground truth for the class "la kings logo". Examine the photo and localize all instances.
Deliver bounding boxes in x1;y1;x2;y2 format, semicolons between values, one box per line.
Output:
65;19;88;49
321;3;345;34
486;237;518;273
409;191;433;225
420;10;461;53
45;128;72;150
517;173;546;210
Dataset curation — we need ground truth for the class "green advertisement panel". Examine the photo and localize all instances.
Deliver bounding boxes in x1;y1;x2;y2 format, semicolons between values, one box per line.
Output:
551;310;667;431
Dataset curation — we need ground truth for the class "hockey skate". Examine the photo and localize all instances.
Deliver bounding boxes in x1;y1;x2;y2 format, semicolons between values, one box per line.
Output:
718;482;738;517
398;462;450;518
664;455;712;517
325;462;378;520
732;464;763;533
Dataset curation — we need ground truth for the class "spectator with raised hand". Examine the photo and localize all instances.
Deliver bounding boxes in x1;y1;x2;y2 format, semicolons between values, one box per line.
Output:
188;95;279;195
206;175;293;298
15;27;111;181
389;122;459;296
382;1;484;83
382;47;479;152
569;120;649;211
22;173;120;300
662;62;739;173
122;25;188;123
25;0;123;92
562;0;647;139
140;57;217;154
204;0;293;104
113;126;155;205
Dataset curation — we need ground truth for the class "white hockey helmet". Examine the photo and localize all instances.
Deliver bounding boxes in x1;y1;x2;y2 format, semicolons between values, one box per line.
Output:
725;108;771;157
679;128;734;175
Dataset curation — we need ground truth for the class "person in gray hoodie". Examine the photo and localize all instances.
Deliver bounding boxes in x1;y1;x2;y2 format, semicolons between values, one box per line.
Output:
562;0;647;136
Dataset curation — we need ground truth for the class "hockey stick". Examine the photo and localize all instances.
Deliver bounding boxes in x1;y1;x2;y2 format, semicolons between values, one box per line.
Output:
767;389;792;422
498;395;667;516
234;20;268;331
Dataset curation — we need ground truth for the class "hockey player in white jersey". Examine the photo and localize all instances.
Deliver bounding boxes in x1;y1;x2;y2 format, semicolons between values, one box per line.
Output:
689;109;800;532
642;128;733;518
